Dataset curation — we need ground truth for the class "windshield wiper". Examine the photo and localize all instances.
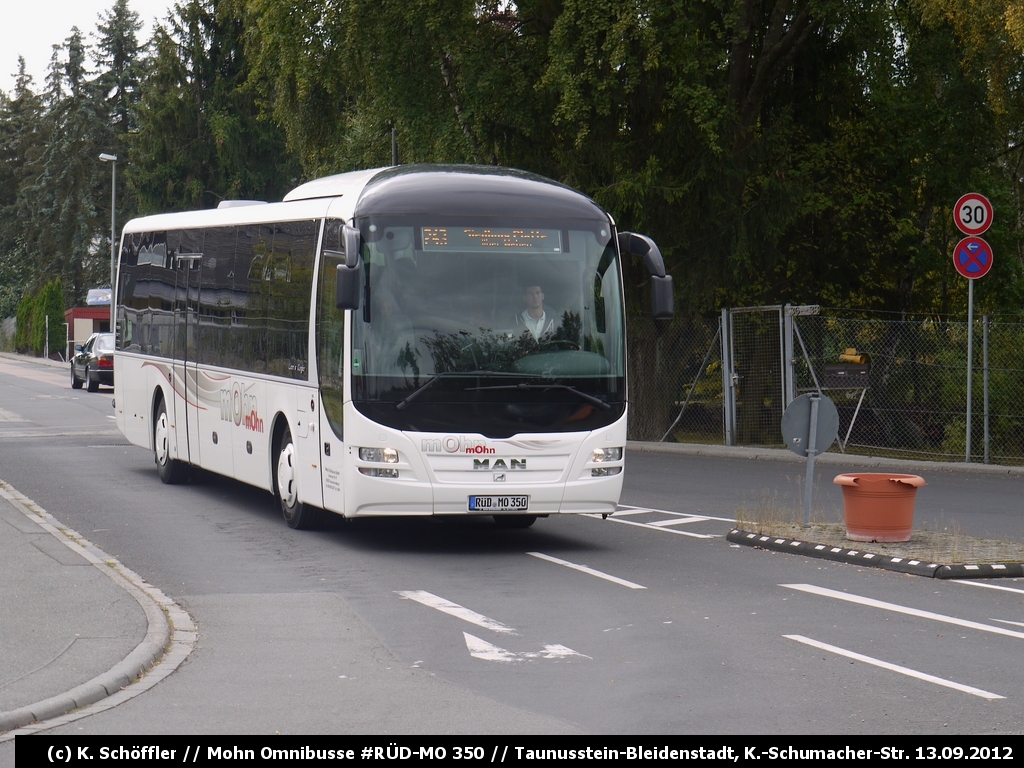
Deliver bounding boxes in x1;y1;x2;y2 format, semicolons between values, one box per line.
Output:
395;371;539;411
465;382;611;411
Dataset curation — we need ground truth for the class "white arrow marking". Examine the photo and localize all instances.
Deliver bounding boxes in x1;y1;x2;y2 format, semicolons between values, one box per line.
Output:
396;590;517;634
784;635;1004;700
463;633;590;663
782;583;1024;640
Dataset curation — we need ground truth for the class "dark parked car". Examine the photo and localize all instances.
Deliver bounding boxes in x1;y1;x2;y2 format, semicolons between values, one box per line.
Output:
71;332;114;392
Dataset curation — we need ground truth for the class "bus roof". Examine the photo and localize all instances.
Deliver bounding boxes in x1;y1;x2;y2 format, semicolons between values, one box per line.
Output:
123;164;611;234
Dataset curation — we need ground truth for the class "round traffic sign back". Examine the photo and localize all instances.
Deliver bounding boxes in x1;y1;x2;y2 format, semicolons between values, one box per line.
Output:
954;193;993;236
781;393;839;457
952;236;993;279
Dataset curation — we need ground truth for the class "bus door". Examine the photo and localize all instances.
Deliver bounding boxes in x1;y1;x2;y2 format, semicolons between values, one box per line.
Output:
315;243;348;515
193;229;234;479
175;229;205;467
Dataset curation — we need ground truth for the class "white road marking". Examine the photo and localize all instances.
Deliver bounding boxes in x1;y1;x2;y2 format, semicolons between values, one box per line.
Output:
784;634;1004;700
395;590;517;635
605;516;718;539
527;552;646;590
463;632;590;663
782;583;1024;640
0;407;27;422
617;504;735;523
648;516;711;527
958;581;1024;596
991;619;1024;628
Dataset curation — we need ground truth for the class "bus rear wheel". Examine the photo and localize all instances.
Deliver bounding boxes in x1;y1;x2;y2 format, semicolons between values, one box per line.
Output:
154;400;188;484
493;514;537;529
275;425;320;530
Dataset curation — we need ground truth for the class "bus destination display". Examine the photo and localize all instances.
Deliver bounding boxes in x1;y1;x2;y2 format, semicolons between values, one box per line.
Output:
421;227;562;253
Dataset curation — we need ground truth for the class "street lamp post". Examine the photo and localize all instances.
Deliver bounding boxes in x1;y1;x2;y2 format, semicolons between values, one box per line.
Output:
99;153;117;331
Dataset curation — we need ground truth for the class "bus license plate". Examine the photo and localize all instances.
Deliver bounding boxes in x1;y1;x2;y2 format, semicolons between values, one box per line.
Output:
468;495;529;512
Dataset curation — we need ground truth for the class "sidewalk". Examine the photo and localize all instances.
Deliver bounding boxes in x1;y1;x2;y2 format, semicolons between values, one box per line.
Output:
0;482;182;736
628;440;1024;476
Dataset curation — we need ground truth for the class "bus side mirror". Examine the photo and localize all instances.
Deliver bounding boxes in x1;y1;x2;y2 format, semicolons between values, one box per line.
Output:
618;231;674;319
333;224;363;310
336;261;362;310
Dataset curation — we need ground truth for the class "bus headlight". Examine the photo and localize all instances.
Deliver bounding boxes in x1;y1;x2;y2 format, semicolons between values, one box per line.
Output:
591;466;622;477
358;446;400;478
359;467;399;478
591;447;622;463
359;447;399;463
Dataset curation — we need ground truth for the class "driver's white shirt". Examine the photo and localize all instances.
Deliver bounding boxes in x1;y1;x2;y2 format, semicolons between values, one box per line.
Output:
521;310;551;341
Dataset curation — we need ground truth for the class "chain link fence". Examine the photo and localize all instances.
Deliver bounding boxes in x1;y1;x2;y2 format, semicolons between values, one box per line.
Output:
627;314;723;443
633;307;1024;466
791;312;1024;464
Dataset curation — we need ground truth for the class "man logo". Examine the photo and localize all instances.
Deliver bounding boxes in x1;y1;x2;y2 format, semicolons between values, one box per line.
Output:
472;459;526;470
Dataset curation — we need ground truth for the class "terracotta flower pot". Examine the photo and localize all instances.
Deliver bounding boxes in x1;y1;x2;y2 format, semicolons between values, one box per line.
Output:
833;473;926;542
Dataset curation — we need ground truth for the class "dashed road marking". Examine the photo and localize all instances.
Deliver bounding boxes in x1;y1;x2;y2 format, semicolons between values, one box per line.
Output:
598;515;718;539
782;583;1024;640
957;581;1024;596
617;504;735;523
527;552;646;590
784;634;1004;700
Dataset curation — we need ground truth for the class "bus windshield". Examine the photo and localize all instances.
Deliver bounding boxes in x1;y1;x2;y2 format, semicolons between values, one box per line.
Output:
319;216;625;438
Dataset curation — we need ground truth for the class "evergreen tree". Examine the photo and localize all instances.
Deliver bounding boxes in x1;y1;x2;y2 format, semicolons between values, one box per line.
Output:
0;61;45;318
93;0;145;255
129;0;299;213
19;28;109;306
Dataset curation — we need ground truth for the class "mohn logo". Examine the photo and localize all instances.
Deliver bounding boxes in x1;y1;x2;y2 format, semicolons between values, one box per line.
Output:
220;382;264;433
420;436;494;454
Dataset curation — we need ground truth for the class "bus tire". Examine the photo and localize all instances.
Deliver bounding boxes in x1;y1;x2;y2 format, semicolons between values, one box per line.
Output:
493;514;537;529
154;399;188;484
275;425;320;530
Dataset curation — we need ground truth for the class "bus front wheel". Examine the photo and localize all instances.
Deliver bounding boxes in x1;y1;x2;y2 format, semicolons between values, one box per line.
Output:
275;426;320;530
154;400;188;484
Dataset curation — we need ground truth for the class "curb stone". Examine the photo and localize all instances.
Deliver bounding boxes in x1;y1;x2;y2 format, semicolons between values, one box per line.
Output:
727;528;1024;579
0;481;196;737
628;440;1024;477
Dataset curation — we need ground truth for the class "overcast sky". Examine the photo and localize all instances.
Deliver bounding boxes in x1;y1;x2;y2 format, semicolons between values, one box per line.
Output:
1;0;173;96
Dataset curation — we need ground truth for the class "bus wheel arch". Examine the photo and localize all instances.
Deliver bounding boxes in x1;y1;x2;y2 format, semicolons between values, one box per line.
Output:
153;390;188;484
271;414;320;530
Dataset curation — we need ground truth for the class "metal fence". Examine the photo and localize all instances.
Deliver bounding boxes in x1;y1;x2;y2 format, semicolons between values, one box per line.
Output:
637;307;1024;466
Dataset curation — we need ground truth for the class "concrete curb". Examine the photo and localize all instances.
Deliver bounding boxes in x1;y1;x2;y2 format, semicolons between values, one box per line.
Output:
0;481;196;736
727;528;1024;579
628;440;1024;476
0;351;68;369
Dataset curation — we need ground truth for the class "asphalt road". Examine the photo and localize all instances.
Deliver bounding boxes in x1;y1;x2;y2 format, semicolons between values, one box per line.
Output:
1;354;1023;737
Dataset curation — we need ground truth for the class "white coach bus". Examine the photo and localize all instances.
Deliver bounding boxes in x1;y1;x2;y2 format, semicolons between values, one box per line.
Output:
113;165;672;529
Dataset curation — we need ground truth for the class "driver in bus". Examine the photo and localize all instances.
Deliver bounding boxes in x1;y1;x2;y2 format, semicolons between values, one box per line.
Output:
513;283;557;342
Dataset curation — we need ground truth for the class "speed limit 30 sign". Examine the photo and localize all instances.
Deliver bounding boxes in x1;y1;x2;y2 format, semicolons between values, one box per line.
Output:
954;193;993;236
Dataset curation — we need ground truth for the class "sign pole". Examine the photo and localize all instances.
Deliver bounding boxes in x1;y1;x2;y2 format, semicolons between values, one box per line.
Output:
966;279;974;463
802;394;820;527
953;192;992;464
